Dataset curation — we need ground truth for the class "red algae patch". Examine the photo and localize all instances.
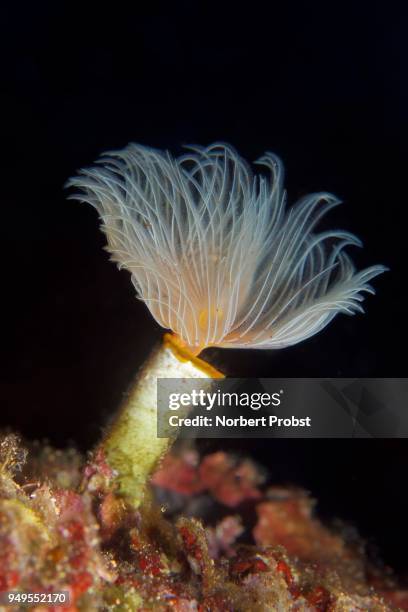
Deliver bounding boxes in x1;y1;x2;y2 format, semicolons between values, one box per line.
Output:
0;433;406;611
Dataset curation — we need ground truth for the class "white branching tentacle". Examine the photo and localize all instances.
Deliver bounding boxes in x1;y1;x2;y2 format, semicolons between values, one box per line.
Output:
68;143;387;354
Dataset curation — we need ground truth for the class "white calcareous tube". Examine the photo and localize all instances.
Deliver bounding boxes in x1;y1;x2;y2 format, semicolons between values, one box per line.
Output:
101;334;223;507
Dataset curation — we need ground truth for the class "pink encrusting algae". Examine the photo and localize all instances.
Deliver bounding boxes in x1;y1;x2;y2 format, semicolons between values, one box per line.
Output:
0;433;407;611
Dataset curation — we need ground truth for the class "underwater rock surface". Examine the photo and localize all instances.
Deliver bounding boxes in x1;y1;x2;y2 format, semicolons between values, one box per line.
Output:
0;433;407;611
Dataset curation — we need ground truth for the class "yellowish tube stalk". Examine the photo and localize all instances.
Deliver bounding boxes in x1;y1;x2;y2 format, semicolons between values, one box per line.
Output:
100;334;223;508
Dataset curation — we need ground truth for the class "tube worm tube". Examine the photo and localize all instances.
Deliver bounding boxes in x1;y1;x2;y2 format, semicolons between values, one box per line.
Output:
100;335;223;506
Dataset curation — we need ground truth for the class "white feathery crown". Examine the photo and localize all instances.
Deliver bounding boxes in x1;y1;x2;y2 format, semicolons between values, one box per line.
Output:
67;143;387;354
